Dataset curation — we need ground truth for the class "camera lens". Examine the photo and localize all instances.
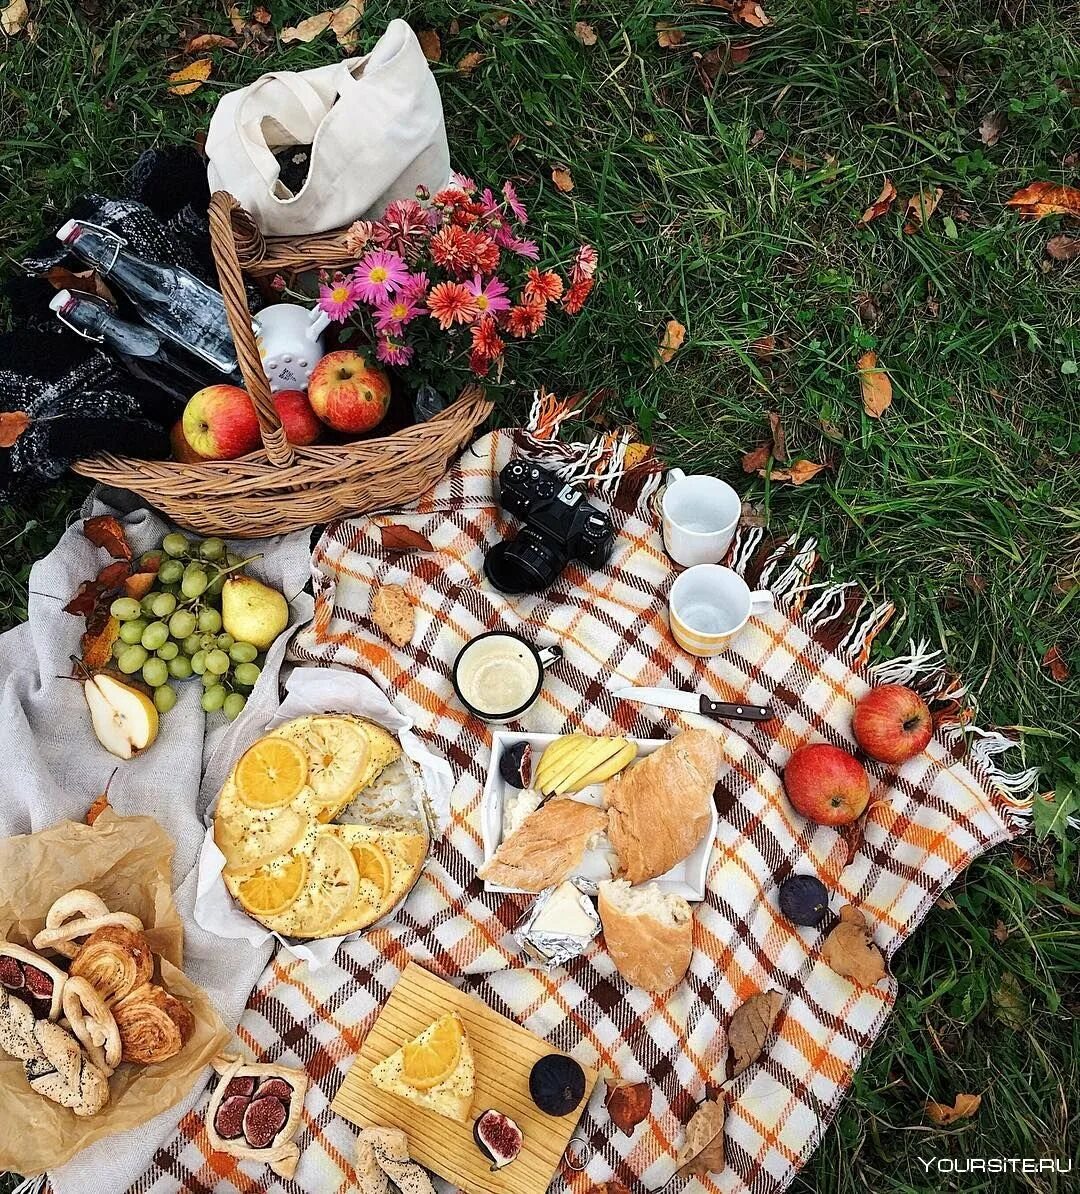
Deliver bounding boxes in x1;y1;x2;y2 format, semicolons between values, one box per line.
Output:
484;534;567;593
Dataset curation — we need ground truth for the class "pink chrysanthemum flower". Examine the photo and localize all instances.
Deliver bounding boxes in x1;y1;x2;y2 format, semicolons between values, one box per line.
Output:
427;281;479;330
380;199;431;262
317;274;363;321
570;244;599;284
400;271;431;305
269;274;286;293
467;274;511;318
502;180;528;223
376;336;414;366
373;293;421;334
523;267;564;304
496;230;539;260
451;172;477;194
345;220;375;255
354;249;409;303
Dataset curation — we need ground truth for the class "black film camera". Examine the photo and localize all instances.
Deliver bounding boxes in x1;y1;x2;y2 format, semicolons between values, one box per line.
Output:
484;459;615;593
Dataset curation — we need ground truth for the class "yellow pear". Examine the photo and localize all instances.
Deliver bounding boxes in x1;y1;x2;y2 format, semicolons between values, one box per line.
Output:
85;674;158;759
221;574;289;649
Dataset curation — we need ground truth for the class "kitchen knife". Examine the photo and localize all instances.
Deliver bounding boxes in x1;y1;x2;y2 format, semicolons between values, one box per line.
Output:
614;685;773;722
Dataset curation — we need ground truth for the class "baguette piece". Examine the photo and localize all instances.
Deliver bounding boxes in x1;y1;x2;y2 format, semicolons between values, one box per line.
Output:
478;797;607;892
598;880;693;993
605;729;724;883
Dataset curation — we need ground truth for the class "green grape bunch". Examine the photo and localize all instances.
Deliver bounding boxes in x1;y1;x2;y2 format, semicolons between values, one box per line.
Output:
108;533;269;723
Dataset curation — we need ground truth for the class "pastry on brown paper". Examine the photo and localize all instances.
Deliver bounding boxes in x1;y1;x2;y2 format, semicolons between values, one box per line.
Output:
205;1053;308;1179
24;1019;110;1117
605;729;724;883
33;889;144;959
0;941;67;1020
62;976;122;1075
0;988;45;1060
112;983;195;1065
477;797;608;891
69;925;154;1005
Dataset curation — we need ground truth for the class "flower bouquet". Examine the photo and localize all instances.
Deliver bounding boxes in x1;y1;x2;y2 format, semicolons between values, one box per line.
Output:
298;174;597;394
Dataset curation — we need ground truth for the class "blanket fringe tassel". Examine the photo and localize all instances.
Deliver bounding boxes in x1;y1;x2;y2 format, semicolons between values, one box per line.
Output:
11;1177;46;1194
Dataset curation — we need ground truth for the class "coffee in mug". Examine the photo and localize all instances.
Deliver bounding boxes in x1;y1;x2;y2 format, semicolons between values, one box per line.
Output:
452;632;562;723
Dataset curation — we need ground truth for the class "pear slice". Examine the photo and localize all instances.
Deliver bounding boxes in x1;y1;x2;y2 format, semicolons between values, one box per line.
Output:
554;737;633;795
85;674;159;759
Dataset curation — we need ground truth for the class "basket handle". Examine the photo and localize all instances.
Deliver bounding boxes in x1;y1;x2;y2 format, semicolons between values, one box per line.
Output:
208;191;294;467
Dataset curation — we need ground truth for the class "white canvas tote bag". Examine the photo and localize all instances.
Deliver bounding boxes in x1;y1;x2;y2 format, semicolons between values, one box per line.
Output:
206;19;451;236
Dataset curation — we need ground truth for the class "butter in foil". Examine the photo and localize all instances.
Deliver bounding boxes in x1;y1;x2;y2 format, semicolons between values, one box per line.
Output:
515;880;601;969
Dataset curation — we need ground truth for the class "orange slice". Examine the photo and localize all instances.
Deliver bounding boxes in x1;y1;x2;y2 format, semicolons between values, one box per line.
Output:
402;1014;464;1090
236;738;308;810
352;842;391;897
290;832;360;936
235;854;307;917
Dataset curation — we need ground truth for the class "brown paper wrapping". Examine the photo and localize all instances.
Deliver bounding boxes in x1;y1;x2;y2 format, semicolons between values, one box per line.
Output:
0;810;231;1176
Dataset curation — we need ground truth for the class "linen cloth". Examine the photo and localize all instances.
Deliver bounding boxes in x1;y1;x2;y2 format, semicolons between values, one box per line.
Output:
130;426;1033;1194
0;487;313;1194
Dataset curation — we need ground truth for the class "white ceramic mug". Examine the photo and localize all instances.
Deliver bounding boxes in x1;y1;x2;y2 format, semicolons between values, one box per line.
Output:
668;564;774;657
451;631;564;724
252;303;332;392
661;469;742;567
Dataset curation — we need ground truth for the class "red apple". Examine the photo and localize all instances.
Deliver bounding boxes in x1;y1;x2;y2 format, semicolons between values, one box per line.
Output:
853;684;933;764
182;385;261;461
784;742;870;826
307;350;391;434
169;420;203;463
272;389;322;446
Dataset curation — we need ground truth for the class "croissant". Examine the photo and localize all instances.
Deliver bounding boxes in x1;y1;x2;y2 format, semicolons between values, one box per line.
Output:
69;925;154;1005
113;983;195;1065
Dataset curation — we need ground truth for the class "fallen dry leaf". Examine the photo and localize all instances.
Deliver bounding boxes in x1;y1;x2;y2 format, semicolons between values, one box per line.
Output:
380;524;434;553
765;459;829;485
457;50;486;75
1046;234;1080;261
574;20;597;46
605;1079;651;1135
902;187;943;235
1041;644;1069;683
767;411;787;462
185;33;238;53
552;166;574;193
856;291;882;326
167;58;212;96
507;132;524;150
83;515;132;561
729;989;783;1077
281;11;333;43
858;350;893;418
925;1092;981;1125
656;21;685;48
417;28;441;61
751;334;775;362
1;0;28;36
64;581;103;618
329;0;364;50
675;1098;725;1179
81;617;120;670
732;0;770;27
993;971;1027;1029
821;904;887;986
655;319;686;366
692;42;751;91
857;178;896;226
371;584;414;648
741;444;772;473
979;112;1006;147
1006;182;1080;219
0;411;30;447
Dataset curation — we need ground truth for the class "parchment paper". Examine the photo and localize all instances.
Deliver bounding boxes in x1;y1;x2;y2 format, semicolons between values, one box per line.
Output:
0;811;230;1176
194;666;454;969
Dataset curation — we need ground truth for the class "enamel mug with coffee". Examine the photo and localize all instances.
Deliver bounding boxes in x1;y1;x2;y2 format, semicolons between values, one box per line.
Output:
252;303;332;392
452;631;564;724
661;468;742;567
668;564;774;657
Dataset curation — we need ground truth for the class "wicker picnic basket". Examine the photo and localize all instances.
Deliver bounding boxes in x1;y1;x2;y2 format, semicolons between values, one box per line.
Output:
72;192;493;538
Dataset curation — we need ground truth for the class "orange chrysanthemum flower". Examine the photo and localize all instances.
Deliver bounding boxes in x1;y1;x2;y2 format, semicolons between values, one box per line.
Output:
562;277;594;315
471;318;505;360
506;299;547;338
523;268;564;304
427;281;478;330
430;225;474;276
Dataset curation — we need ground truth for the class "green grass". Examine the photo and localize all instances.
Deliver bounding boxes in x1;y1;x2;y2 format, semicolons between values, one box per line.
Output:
2;1;1078;1189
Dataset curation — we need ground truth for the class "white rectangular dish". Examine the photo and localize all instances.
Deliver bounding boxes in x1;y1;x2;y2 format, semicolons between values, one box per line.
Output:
481;731;719;901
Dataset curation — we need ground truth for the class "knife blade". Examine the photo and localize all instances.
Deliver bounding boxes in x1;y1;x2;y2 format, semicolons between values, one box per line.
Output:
614;685;773;722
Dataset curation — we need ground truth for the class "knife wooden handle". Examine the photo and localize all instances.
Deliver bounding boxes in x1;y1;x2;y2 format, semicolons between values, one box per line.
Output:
699;696;773;722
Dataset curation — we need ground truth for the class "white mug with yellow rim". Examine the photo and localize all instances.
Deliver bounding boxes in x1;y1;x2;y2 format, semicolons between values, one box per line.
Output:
668;564;774;657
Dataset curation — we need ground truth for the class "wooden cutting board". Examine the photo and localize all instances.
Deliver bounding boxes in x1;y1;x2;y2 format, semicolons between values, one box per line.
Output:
332;962;597;1194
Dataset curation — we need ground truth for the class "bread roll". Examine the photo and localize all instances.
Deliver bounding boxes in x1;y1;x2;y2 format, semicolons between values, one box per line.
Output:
478;797;607;891
598;880;693;993
605;729;724;883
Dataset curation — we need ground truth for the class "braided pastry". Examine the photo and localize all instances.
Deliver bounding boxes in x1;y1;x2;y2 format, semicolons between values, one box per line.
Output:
25;1019;109;1117
0;988;44;1061
113;983;195;1065
68;925;154;1005
62;976;121;1075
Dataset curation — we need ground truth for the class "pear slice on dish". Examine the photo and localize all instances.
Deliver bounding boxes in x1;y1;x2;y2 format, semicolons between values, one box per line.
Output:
84;673;159;759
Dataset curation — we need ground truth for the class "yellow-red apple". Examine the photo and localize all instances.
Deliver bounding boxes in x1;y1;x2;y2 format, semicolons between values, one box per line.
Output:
182;385;261;460
169;419;203;463
272;389;322;445
853;684;933;764
307;350;390;434
784;742;870;826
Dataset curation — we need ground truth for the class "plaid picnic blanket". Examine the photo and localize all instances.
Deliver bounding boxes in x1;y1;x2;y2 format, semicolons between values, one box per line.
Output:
130;410;1037;1194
